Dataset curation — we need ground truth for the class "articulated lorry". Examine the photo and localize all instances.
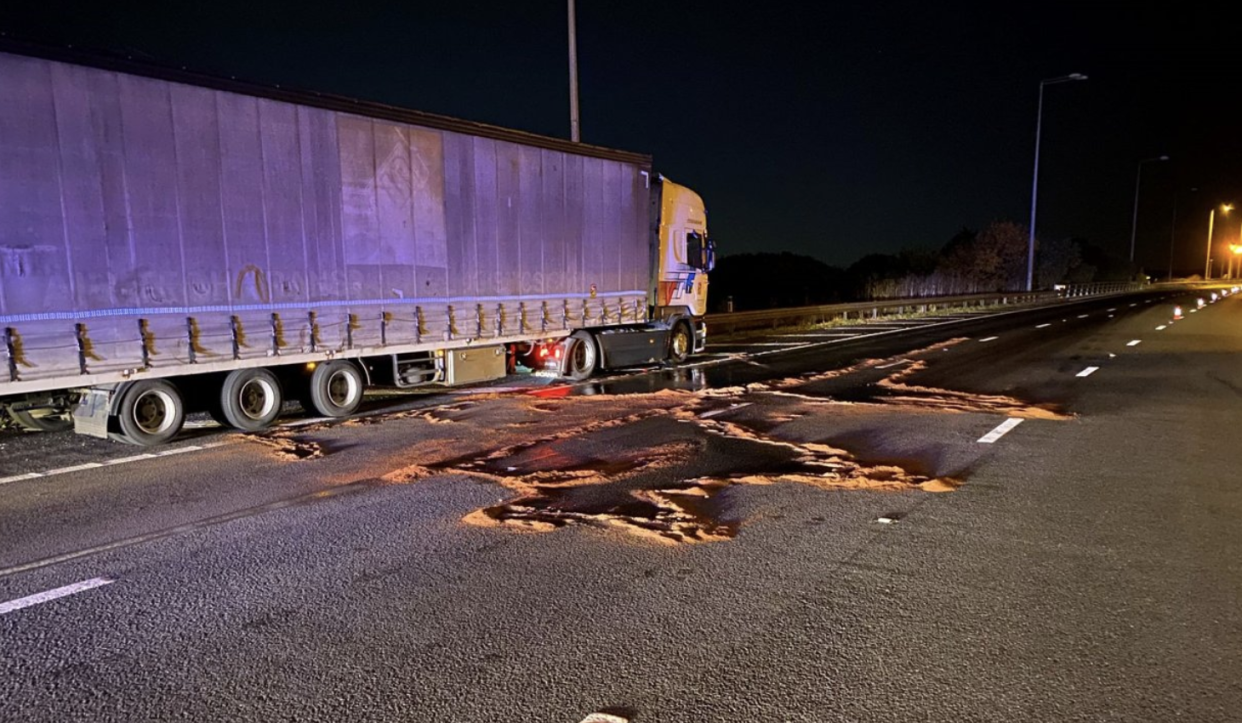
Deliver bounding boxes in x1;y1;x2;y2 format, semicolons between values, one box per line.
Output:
0;44;714;446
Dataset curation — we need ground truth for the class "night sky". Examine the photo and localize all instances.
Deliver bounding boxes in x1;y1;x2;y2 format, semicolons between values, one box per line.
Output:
5;1;1241;273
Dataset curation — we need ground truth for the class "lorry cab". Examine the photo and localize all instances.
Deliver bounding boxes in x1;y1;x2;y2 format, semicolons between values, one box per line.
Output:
654;177;714;320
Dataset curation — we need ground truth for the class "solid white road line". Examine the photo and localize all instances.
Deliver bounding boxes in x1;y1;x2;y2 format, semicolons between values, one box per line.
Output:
700;403;753;418
978;336;999;342
0;472;42;486
978;417;1023;444
1127;340;1142;347
43;462;104;476
103;454;157;465
875;359;911;369
1076;366;1100;378
0;577;115;615
0;441;231;487
1036;323;1052;329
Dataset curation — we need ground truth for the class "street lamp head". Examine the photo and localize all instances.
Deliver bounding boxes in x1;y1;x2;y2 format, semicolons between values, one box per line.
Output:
1158;155;1169;161
1069;73;1088;80
1225;204;1235;213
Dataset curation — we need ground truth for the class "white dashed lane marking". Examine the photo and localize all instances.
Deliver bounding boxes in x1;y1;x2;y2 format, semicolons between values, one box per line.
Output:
1156;325;1167;331
1036;323;1051;329
978;336;999;342
978;417;1023;444
1127;340;1142;347
1076;366;1100;378
0;577;115;616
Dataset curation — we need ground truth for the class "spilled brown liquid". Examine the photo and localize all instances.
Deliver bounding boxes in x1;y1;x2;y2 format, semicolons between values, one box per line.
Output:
369;337;1075;544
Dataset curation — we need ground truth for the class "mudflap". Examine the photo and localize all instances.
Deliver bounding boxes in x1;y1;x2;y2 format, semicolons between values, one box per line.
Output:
72;387;114;439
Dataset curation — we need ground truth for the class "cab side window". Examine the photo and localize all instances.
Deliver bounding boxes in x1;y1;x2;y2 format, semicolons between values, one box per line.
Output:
686;231;708;270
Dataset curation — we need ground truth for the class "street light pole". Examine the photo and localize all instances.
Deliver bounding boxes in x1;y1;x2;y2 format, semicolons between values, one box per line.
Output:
568;0;580;142
1206;208;1216;279
1129;155;1169;264
1205;204;1234;280
1027;73;1087;291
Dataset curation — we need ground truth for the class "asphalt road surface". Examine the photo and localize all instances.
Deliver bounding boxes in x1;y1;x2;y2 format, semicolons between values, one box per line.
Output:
2;287;1240;722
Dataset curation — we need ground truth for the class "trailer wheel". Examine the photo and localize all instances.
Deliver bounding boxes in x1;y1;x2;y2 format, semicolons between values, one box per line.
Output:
302;360;365;417
7;407;73;433
668;321;693;364
562;330;598;381
218;368;283;431
116;380;185;446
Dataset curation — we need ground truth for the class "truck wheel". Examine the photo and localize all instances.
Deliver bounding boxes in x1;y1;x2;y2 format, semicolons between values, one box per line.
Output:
7;407;73;433
116;380;185;446
218;368;283;431
562;330;598;381
302;360;364;417
668;321;693;364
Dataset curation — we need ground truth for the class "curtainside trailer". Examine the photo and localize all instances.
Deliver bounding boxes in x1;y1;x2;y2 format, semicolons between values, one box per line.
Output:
0;43;714;445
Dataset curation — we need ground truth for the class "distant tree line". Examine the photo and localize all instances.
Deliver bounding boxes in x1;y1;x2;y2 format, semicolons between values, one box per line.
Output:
711;220;1135;311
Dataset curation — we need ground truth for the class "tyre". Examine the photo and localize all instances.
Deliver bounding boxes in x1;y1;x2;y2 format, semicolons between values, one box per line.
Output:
302;360;365;417
668;321;693;365
7;406;73;433
116;380;185;446
217;368;283;432
562;330;598;381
